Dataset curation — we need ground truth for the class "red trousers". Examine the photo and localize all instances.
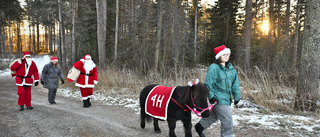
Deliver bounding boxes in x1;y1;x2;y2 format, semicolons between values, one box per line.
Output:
17;86;32;107
80;87;93;100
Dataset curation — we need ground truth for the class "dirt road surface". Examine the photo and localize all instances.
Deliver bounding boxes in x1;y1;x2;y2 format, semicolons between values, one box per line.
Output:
0;75;292;137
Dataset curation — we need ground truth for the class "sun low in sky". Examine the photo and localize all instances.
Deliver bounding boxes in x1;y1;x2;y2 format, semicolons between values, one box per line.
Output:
261;20;269;35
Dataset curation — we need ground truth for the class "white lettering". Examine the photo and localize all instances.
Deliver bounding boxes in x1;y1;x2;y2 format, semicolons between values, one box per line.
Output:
150;94;165;108
151;94;157;106
156;95;165;108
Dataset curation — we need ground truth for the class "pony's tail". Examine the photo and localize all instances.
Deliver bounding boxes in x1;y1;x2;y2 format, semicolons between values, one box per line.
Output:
140;107;152;123
145;113;152;123
140;107;152;129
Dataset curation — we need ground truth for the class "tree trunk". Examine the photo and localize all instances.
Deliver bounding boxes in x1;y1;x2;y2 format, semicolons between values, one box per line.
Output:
33;25;36;53
243;0;252;72
72;0;77;63
96;0;107;67
8;17;12;55
58;0;66;69
285;0;290;39
49;13;52;55
1;22;4;56
295;0;320;112
27;15;31;52
194;0;198;63
49;24;52;54
17;21;21;53
268;0;274;42
36;16;40;53
1;13;5;57
53;21;55;53
292;0;301;69
114;0;119;62
154;0;163;71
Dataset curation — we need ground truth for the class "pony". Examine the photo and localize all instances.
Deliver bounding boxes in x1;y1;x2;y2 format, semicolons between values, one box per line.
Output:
139;81;212;137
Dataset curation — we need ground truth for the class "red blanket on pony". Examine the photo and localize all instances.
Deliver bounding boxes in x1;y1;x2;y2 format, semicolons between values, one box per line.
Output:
145;85;176;120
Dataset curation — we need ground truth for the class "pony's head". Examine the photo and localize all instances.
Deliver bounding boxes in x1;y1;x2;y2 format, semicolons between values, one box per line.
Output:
189;82;210;118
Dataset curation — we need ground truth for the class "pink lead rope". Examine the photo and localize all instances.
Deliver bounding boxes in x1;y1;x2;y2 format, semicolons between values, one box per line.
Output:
185;91;218;117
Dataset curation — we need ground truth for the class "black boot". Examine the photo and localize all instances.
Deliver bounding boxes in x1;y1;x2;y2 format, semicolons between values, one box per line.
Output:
83;100;90;108
88;98;91;106
195;123;206;137
27;106;33;110
19;105;24;111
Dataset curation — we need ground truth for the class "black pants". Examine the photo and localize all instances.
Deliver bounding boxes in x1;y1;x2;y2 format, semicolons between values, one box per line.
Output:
48;88;57;103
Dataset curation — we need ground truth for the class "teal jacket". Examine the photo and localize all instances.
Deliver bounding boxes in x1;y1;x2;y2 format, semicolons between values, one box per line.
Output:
205;61;241;105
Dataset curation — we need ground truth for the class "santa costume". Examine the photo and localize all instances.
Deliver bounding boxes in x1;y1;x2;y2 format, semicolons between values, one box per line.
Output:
10;52;39;111
73;54;98;108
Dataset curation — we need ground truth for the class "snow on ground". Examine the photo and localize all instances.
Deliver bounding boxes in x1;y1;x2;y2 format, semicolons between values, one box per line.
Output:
1;55;319;136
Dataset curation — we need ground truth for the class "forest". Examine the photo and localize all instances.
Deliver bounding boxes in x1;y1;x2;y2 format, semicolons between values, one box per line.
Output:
0;0;319;112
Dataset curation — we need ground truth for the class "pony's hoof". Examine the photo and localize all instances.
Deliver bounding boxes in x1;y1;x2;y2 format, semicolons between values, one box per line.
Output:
140;124;145;129
155;129;161;133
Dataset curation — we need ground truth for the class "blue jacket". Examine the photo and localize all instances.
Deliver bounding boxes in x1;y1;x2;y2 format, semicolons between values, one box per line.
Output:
205;62;241;105
41;63;64;89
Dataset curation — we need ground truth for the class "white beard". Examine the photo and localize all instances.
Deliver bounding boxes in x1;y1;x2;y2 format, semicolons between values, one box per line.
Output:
26;58;32;66
84;60;96;73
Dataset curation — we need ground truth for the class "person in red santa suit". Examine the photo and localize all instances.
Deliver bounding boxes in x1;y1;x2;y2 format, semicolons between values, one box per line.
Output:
10;52;39;111
73;54;98;108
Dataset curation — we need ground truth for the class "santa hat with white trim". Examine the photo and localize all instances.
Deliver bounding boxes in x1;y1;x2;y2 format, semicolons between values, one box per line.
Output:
84;54;91;60
214;45;231;59
23;52;31;58
51;56;58;62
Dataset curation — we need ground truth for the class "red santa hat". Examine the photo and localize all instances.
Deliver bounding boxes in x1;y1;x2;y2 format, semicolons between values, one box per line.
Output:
84;54;91;60
51;56;58;62
23;52;31;58
214;45;231;59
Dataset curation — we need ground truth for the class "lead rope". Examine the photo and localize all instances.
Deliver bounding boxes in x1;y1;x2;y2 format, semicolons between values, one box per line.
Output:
185;91;217;117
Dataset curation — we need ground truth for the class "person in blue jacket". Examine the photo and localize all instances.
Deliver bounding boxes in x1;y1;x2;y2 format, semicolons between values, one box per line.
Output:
195;45;241;137
41;56;64;104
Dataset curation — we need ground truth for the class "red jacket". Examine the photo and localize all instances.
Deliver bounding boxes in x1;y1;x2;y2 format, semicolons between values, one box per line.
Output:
10;59;39;86
74;59;98;88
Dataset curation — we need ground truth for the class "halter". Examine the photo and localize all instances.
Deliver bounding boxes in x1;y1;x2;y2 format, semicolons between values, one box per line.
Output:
171;90;217;117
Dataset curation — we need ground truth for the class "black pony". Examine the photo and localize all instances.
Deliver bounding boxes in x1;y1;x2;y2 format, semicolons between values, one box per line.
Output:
139;82;211;137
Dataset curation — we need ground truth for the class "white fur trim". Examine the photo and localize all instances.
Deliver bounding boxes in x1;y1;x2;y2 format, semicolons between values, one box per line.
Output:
75;83;95;88
23;55;31;58
85;55;91;60
51;60;58;62
215;48;231;59
94;81;98;84
195;78;199;85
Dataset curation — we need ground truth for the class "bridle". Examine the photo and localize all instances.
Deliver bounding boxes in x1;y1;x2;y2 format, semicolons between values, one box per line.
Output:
171;89;217;117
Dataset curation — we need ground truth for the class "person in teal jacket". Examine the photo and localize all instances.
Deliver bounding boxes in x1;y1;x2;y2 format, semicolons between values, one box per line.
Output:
195;45;241;137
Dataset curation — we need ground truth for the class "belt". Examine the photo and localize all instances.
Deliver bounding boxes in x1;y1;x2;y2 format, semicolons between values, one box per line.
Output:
80;72;93;76
16;75;32;82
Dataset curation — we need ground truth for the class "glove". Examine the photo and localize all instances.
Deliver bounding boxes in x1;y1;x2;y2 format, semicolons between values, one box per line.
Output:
41;80;44;85
61;80;65;84
20;59;26;64
35;81;39;86
234;100;239;105
210;97;218;104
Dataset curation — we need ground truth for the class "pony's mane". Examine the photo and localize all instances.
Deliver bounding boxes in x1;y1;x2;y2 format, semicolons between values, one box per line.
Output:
177;82;208;104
